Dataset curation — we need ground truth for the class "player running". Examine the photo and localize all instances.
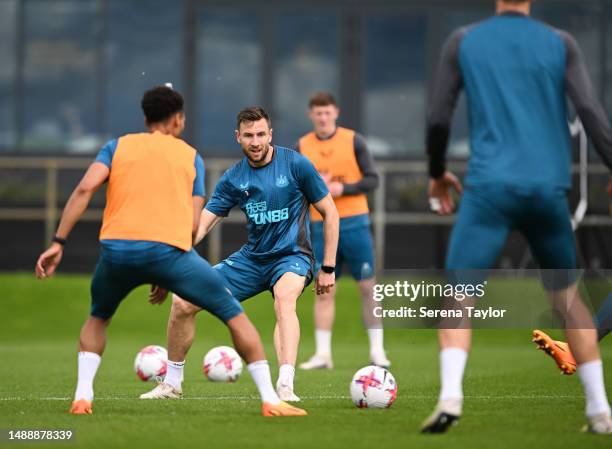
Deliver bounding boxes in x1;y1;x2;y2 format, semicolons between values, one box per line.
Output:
141;106;339;402
422;0;612;434
35;87;306;417
295;92;390;370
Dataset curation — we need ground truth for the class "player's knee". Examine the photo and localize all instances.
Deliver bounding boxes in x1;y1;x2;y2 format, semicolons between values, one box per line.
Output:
171;295;199;318
358;278;375;296
274;293;297;315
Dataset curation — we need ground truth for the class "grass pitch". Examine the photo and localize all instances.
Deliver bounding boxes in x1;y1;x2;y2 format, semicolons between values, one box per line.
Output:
0;273;611;449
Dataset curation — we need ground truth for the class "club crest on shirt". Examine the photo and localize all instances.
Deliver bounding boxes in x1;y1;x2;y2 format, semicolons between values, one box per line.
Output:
275;175;289;188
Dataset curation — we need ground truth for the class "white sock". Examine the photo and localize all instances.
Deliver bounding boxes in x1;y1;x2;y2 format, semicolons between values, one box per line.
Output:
248;361;280;404
439;348;468;403
165;360;184;390
278;364;295;388
315;329;332;356
367;328;385;355
577;360;612;417
75;351;101;402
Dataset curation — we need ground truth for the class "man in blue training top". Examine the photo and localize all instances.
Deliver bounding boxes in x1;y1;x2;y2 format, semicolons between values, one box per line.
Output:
422;0;612;434
35;86;306;417
142;107;339;402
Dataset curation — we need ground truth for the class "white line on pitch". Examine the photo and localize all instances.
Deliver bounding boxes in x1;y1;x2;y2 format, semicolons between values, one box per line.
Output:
0;395;583;401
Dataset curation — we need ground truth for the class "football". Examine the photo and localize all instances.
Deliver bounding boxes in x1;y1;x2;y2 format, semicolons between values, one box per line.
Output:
134;345;168;382
203;346;243;382
350;365;398;408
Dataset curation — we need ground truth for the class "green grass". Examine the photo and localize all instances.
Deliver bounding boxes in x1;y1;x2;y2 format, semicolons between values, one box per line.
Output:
0;273;610;449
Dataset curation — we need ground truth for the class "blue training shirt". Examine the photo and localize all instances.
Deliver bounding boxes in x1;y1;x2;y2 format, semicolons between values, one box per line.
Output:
206;146;329;261
426;12;612;189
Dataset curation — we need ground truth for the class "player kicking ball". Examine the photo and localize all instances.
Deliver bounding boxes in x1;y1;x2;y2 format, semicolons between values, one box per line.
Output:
35;87;305;417
421;0;612;434
141;106;339;402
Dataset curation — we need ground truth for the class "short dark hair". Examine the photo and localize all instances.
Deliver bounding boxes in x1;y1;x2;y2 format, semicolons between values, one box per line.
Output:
236;106;272;130
308;91;337;108
141;86;184;124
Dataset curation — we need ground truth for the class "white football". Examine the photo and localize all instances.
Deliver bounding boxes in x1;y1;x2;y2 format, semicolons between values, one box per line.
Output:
350;365;398;408
203;346;243;382
134;345;168;382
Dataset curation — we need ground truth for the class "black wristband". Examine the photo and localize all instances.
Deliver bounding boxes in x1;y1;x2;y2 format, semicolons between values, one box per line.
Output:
52;235;67;246
321;265;335;274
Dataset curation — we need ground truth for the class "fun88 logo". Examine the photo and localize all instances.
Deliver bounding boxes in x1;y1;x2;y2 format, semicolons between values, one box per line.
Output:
245;201;289;225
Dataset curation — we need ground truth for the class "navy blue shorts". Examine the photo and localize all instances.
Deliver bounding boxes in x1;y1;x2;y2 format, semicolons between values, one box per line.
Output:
312;214;375;280
213;251;314;302
446;185;577;289
90;245;243;322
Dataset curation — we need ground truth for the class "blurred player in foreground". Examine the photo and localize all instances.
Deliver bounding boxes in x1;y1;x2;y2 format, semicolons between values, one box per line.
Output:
142;107;339;402
295;92;390;370
35;87;305;417
423;0;612;434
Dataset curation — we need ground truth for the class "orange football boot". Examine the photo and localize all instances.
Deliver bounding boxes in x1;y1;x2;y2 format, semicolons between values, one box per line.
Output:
532;329;577;375
69;399;93;415
262;401;307;417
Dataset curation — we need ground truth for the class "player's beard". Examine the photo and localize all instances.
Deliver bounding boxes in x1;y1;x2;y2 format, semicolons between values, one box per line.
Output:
243;143;270;164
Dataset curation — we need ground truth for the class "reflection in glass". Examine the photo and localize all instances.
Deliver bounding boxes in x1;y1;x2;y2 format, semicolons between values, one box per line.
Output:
0;0;16;149
364;14;426;157
197;10;262;154
23;0;99;153
106;0;184;142
274;13;338;147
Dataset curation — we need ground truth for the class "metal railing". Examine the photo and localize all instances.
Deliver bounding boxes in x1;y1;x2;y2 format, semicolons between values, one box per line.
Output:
0;156;610;270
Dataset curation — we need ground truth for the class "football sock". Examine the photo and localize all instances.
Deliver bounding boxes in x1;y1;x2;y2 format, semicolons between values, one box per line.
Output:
367;328;385;356
577;359;611;417
315;329;332;356
439;348;468;403
248;360;281;404
75;351;101;402
165;360;185;390
278;364;295;388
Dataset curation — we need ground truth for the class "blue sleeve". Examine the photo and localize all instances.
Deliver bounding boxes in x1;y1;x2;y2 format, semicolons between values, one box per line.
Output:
192;154;205;197
95;139;118;169
204;172;237;217
293;154;329;204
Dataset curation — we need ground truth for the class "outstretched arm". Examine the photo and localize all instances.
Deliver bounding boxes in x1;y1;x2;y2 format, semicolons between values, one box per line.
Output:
35;162;109;278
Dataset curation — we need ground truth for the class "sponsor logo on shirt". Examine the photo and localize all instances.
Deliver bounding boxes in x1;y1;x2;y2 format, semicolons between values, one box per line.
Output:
245;201;289;225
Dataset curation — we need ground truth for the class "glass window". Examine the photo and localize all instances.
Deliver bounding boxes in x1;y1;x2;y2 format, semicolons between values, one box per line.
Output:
364;13;427;157
0;0;17;150
105;0;184;141
607;6;612;118
197;9;262;154
535;2;603;165
535;2;602;91
22;0;99;153
273;12;339;148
